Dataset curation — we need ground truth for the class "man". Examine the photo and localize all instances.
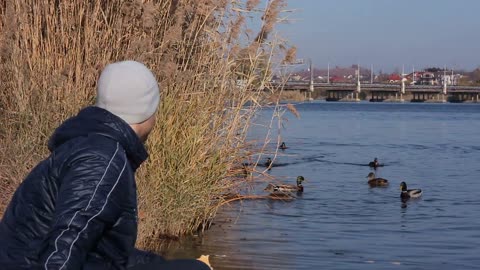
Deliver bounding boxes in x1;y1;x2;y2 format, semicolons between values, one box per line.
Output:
0;61;210;270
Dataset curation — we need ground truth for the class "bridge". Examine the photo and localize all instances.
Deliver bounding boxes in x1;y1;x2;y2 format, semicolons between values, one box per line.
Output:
270;81;480;103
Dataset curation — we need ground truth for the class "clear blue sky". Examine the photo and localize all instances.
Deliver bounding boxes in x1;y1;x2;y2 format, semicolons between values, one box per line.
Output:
277;0;480;72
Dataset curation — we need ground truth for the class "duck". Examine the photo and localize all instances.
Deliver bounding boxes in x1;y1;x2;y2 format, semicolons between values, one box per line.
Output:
264;176;305;193
366;172;389;187
279;142;288;150
400;181;422;199
265;157;272;167
368;157;380;168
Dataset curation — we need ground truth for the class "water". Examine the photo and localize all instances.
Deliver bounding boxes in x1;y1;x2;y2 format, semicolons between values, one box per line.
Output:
163;102;480;270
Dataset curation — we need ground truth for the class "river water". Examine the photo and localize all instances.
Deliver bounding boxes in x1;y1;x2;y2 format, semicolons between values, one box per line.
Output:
163;102;480;270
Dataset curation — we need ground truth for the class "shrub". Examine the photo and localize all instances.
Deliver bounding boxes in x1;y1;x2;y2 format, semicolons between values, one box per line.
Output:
0;0;294;249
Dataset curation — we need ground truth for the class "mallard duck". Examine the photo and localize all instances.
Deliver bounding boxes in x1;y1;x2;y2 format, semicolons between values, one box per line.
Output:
279;142;288;150
366;172;389;187
264;176;305;193
368;157;380;168
400;182;422;199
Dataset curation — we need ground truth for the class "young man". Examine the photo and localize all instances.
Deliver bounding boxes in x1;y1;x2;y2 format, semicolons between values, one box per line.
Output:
0;61;210;270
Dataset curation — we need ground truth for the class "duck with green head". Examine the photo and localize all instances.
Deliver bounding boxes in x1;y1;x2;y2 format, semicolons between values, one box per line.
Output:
366;172;389;187
400;181;422;199
264;176;305;193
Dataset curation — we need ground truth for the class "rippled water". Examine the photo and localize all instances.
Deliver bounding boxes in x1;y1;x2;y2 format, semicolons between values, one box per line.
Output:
163;102;480;270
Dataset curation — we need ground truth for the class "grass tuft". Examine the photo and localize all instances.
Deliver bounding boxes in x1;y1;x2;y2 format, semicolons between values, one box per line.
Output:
0;0;293;250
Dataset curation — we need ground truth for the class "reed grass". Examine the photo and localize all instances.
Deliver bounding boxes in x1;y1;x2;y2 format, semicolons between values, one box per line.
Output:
0;0;295;250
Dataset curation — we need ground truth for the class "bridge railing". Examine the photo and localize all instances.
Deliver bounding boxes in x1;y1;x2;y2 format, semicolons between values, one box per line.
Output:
273;81;480;92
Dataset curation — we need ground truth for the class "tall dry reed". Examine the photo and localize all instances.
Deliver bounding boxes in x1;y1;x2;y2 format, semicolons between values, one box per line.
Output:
0;0;294;249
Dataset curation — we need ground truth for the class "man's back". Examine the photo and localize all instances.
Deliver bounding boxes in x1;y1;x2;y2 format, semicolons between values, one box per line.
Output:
0;107;145;269
0;61;210;270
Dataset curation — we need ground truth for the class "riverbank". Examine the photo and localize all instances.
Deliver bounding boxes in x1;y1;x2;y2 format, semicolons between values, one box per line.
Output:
0;0;292;248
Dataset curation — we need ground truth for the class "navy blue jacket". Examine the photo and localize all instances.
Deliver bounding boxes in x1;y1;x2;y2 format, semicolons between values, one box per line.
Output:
0;107;148;269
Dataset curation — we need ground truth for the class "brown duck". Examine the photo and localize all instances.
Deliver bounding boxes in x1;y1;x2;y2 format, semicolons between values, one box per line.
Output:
366;172;389;187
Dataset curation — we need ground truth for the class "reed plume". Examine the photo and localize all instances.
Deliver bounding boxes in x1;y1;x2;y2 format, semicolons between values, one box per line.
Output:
0;0;293;250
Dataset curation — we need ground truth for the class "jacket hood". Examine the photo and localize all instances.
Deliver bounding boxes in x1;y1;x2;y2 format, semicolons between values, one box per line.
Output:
48;106;148;170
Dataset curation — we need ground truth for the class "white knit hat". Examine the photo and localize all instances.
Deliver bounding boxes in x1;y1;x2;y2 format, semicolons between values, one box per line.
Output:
95;60;160;124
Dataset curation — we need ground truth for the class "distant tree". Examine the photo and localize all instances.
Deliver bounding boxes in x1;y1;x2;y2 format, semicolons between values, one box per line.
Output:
424;67;443;73
458;76;472;86
471;68;480;83
376;73;390;83
458;68;480;86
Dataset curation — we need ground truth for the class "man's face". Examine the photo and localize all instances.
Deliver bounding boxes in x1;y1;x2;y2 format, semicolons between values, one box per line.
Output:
141;114;156;142
133;114;156;142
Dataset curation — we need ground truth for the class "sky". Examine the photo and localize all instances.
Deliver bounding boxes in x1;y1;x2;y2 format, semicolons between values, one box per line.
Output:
276;0;480;73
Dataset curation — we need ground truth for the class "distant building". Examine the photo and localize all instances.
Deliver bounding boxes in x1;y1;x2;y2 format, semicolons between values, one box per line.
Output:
404;71;438;85
436;72;461;86
406;72;420;84
419;72;437;85
289;74;302;81
406;71;461;86
388;74;402;83
405;70;462;86
330;75;346;83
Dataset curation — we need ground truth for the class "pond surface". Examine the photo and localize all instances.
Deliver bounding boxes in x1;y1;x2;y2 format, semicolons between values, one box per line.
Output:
163;102;480;270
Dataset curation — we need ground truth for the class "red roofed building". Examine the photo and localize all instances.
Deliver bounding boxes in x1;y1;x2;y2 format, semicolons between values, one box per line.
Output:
330;75;346;83
388;74;402;83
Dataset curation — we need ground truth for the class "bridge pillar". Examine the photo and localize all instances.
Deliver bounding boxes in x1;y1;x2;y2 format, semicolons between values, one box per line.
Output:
354;82;361;102
395;92;404;102
399;79;405;102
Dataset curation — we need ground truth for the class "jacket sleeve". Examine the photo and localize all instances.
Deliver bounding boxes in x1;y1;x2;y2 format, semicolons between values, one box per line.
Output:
39;144;128;270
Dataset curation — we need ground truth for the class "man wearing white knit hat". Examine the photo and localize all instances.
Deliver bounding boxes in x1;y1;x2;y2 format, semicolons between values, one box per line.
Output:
0;61;210;270
96;60;160;140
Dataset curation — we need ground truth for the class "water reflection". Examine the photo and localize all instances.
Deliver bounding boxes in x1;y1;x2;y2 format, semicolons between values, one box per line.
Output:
401;200;408;208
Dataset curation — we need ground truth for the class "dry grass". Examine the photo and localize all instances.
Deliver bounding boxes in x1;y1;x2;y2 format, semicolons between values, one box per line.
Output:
264;90;306;103
0;0;292;250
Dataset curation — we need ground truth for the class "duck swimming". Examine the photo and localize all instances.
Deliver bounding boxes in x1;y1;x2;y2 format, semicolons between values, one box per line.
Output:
368;157;380;168
400;182;422;199
279;142;288;150
264;176;305;193
265;157;272;167
366;172;389;187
